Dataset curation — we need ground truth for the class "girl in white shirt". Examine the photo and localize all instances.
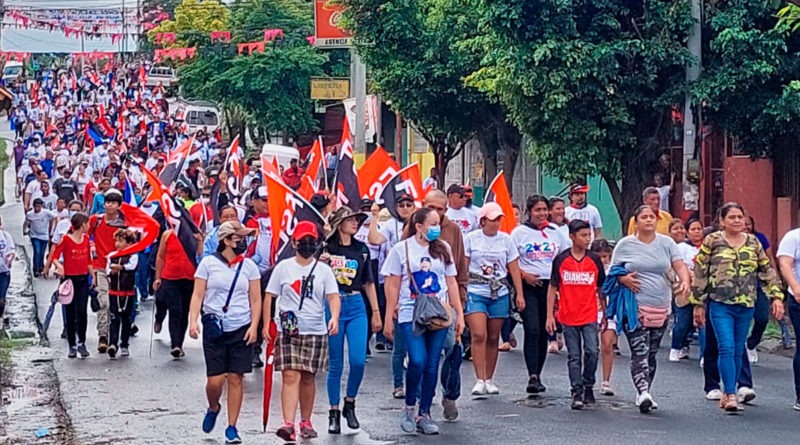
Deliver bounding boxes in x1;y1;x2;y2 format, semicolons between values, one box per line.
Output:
510;195;569;395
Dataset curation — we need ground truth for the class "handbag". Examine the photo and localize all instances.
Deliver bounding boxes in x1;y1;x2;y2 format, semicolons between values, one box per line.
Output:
202;255;244;341
57;279;74;305
406;241;452;334
89;288;101;313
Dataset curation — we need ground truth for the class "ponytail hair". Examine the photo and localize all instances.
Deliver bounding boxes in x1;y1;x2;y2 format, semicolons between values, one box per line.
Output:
403;207;452;265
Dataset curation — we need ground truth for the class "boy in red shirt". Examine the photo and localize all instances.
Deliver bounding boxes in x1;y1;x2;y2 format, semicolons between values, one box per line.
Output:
546;220;606;410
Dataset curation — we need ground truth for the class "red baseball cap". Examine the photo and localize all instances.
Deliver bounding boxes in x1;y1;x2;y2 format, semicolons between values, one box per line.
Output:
292;220;319;241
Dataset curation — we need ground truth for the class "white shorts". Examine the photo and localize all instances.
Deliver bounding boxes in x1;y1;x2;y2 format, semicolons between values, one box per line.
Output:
598;311;617;332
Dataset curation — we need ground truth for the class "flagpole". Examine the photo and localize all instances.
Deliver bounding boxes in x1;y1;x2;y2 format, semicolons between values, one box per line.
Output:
320;136;328;192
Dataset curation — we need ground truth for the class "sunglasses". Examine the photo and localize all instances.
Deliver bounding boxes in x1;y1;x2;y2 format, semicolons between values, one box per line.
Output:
397;202;415;209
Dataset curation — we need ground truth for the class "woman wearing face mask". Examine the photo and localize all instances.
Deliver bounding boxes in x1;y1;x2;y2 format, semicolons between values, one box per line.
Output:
202;205;240;260
691;203;784;412
321;208;382;434
464;203;525;396
381;208;465;435
188;221;262;444
264;221;341;442
154;215;206;358
510;195;570;395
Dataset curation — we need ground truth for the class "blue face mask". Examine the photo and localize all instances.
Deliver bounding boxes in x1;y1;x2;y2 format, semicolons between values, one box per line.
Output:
425;225;441;242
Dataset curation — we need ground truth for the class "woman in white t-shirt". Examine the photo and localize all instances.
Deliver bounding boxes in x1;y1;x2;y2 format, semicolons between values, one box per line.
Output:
263;221;340;442
464;202;524;396
510;195;569;395
381;207;465;436
188;221;262;444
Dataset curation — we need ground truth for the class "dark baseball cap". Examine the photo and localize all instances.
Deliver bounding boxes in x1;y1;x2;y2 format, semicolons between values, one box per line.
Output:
446;184;466;196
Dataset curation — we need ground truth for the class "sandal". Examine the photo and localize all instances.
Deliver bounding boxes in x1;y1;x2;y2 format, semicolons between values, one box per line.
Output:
498;342;511;352
393;388;405;399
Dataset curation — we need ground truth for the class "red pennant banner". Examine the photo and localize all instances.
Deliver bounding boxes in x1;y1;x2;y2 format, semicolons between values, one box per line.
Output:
237;41;266;55
154;47;197;63
210;30;231;43
263;29;284;41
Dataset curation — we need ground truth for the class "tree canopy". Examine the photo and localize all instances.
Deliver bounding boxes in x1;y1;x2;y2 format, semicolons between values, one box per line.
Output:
340;0;522;186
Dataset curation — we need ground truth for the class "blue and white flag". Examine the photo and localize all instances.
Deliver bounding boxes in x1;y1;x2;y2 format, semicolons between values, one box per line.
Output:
123;177;137;206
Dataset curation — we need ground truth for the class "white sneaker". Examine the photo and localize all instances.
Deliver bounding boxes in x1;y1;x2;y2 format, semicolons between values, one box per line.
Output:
699;358;704;368
738;387;756;404
669;349;681;362
471;380;487;396
706;389;723;400
600;381;615;396
484;380;500;395
636;392;654;413
747;347;758;364
679;346;690;359
120;347;130;357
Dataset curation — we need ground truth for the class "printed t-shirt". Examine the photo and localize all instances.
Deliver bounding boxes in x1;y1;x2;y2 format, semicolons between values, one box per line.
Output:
267;257;339;335
446;206;478;236
550;250;605;326
464;230;519;298
326;239;374;293
510;223;569;279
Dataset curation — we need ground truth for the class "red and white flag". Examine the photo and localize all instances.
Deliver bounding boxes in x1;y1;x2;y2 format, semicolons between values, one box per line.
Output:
224;135;243;196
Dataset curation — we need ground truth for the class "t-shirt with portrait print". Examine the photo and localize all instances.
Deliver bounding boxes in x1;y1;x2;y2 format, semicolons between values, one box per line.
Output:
325;238;374;293
464;230;519;298
381;238;457;324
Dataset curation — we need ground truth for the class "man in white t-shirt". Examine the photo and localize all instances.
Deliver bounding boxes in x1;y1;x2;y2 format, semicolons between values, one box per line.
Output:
563;183;603;239
446;184;478;236
422;167;439;191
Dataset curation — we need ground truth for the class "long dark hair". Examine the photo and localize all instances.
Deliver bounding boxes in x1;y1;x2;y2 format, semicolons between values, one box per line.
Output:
404;208;452;265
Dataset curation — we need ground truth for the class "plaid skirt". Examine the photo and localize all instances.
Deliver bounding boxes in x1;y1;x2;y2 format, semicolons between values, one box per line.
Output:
274;333;329;374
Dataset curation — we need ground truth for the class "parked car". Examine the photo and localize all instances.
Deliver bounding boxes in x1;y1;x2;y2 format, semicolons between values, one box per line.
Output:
146;65;178;94
2;61;25;86
173;99;222;135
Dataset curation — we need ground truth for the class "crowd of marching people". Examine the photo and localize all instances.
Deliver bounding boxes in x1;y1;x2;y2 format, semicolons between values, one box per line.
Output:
4;56;800;445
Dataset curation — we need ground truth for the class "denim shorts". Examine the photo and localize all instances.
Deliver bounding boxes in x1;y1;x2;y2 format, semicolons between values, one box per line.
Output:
465;292;509;319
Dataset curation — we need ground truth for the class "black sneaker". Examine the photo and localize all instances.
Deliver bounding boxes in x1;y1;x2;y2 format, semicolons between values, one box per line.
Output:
131;325;139;337
463;345;472;361
60;329;67;339
171;347;183;359
252;347;264;368
794;397;800;412
375;342;386;352
67;347;77;358
107;345;118;359
571;391;585;410
77;343;90;359
584;387;596;405
526;376;541;394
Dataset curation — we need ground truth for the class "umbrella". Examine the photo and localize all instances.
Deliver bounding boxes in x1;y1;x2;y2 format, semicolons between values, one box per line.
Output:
41;290;59;341
262;320;278;432
442;337;463;400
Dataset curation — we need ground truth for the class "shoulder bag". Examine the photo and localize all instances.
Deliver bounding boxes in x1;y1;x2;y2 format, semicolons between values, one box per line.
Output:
202;255;244;340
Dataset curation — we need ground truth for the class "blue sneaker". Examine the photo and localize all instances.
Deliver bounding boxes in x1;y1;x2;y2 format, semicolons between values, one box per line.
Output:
225;425;242;444
202;406;220;434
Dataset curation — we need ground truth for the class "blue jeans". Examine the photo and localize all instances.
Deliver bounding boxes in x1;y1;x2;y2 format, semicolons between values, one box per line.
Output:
788;297;800;398
562;323;599;392
671;304;695;350
0;272;10;319
30;237;48;273
439;321;461;401
399;322;448;415
135;250;151;300
708;301;754;394
746;287;770;350
326;294;368;406
392;319;408;389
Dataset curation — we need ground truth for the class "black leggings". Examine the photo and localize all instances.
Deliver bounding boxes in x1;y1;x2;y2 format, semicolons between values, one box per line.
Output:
159;279;194;349
521;281;549;376
64;275;90;348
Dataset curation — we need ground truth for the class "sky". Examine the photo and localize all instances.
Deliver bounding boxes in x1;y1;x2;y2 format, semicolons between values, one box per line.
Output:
1;1;140;54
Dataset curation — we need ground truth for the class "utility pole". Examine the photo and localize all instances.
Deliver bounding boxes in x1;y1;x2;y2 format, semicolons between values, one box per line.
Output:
682;0;702;219
351;49;367;154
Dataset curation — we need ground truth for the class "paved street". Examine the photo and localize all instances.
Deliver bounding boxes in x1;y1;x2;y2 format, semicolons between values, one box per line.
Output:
1;136;798;444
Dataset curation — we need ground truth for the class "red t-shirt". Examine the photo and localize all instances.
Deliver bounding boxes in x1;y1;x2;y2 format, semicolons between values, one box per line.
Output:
549;250;606;326
161;231;197;280
189;202;212;228
88;214;124;269
52;234;91;276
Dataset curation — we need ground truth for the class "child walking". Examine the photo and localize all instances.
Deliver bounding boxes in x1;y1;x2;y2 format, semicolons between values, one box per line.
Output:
546;220;606;409
106;229;139;359
590;238;617;396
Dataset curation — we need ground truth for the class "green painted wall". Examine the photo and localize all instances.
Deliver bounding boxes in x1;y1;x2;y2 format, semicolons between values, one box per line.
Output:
541;174;622;240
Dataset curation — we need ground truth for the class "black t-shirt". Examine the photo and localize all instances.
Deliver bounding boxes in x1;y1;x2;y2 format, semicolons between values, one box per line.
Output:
325;238;373;293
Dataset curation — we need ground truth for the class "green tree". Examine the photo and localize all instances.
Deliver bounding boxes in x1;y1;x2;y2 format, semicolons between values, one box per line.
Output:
695;1;800;160
340;0;522;187
148;0;230;47
177;0;327;150
468;0;695;221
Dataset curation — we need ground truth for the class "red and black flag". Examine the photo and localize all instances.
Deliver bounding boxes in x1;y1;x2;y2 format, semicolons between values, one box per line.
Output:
158;135;195;188
143;166;201;266
266;173;326;263
379;163;425;221
334;117;360;211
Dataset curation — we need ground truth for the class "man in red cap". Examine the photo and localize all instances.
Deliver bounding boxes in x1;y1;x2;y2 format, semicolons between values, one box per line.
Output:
564;183;603;239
